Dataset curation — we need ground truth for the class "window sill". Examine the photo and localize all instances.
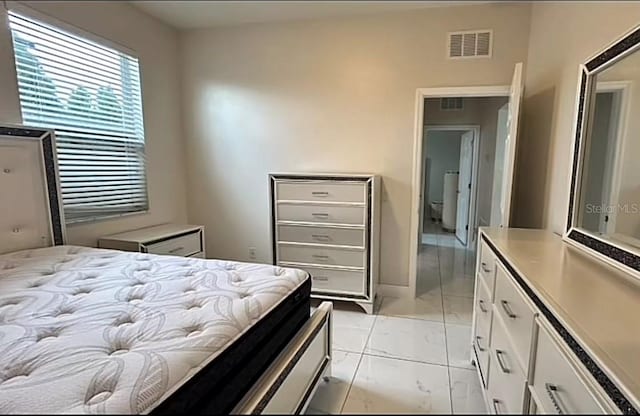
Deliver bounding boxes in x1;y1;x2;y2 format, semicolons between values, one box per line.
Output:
65;209;150;227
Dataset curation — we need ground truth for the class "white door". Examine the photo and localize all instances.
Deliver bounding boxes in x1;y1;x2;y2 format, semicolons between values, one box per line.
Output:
490;104;510;226
456;131;474;245
497;62;524;228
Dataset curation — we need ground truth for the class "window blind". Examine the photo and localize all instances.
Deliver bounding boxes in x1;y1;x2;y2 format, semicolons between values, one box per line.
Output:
9;12;148;223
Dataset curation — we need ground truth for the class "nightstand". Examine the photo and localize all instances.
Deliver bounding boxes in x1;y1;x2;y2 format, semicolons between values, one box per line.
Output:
98;224;206;258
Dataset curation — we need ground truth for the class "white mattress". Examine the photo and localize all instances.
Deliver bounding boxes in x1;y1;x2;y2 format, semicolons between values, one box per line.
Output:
0;245;308;414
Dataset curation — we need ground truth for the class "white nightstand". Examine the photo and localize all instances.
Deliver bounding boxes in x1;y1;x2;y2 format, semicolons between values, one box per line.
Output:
98;224;206;258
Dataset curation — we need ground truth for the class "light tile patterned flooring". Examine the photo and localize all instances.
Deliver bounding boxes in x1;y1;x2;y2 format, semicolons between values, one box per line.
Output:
307;222;486;414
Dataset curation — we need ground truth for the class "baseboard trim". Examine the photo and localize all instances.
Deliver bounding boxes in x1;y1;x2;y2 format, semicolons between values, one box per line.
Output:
378;284;411;298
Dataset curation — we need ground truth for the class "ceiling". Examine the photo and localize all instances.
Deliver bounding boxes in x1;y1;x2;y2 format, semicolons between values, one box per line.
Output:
131;1;489;30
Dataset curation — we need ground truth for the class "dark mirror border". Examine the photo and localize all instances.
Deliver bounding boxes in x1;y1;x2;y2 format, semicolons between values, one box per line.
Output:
566;25;640;276
586;26;640;71
569;230;640;273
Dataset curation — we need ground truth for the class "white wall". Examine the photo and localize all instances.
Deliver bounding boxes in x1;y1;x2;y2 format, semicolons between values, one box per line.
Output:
0;1;188;246
514;1;640;233
0;8;20;123
180;3;531;288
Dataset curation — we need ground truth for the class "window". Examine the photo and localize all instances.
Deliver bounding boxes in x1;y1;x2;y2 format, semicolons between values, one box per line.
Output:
9;12;148;224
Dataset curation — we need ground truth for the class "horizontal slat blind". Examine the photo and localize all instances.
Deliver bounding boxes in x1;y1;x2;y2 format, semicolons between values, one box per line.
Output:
9;12;148;223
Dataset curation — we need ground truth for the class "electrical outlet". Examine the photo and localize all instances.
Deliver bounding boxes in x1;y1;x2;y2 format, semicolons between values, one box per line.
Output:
248;247;257;260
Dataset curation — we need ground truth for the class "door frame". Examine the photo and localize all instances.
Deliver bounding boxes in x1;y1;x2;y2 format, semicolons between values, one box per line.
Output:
421;125;480;246
409;86;510;298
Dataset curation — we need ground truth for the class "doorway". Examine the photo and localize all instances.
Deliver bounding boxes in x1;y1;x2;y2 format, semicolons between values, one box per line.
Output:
408;62;524;298
417;96;509;298
580;81;630;235
420;126;480;247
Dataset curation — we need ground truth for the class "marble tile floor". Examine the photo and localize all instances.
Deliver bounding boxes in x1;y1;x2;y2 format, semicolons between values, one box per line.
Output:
306;221;484;414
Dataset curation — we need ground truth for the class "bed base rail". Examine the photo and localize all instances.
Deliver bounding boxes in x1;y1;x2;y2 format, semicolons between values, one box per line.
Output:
232;301;332;415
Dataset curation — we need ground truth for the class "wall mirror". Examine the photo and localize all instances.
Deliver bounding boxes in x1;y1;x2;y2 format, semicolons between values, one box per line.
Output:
566;25;640;274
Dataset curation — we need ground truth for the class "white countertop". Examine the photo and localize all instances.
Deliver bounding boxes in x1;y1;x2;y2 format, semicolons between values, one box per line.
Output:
482;227;640;411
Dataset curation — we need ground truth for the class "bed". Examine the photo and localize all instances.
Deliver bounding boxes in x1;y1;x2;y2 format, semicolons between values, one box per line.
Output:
0;125;332;414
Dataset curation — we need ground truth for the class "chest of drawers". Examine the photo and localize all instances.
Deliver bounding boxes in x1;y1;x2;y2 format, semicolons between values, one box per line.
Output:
270;174;381;314
472;229;631;415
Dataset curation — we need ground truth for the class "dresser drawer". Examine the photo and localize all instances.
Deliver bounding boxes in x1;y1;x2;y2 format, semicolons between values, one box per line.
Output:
277;224;364;247
473;292;492;389
145;231;202;257
478;239;497;294
488;313;528;414
531;322;608;414
277;204;365;225
276;181;366;203
278;244;365;268
494;262;536;372
475;277;493;332
305;266;365;295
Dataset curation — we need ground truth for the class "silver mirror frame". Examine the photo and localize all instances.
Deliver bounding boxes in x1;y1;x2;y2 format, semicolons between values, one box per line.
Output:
565;25;640;276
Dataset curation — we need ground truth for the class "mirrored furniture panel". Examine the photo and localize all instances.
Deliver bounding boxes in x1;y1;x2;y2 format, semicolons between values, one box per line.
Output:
472;228;639;414
567;24;640;275
270;173;381;314
0;125;66;253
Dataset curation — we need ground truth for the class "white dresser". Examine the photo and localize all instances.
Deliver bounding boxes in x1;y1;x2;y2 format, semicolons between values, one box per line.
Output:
472;228;639;414
98;224;205;258
270;173;381;314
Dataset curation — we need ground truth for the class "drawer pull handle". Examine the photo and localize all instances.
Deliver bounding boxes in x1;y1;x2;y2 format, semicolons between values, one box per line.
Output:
313;276;329;281
495;349;510;374
168;246;184;254
481;261;492;273
312;213;329;218
492;399;502;414
312;234;330;241
311;191;329;196
545;383;566;414
500;300;517;319
478;299;488;313
312;254;329;259
475;335;485;352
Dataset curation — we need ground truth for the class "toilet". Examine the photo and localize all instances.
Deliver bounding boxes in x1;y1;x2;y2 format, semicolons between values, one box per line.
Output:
430;201;443;222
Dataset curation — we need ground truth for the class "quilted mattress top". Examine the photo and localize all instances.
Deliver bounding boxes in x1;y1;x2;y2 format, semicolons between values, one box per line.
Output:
0;245;308;414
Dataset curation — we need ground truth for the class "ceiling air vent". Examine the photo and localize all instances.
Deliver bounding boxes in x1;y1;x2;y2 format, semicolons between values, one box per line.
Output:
441;97;464;111
448;30;493;59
